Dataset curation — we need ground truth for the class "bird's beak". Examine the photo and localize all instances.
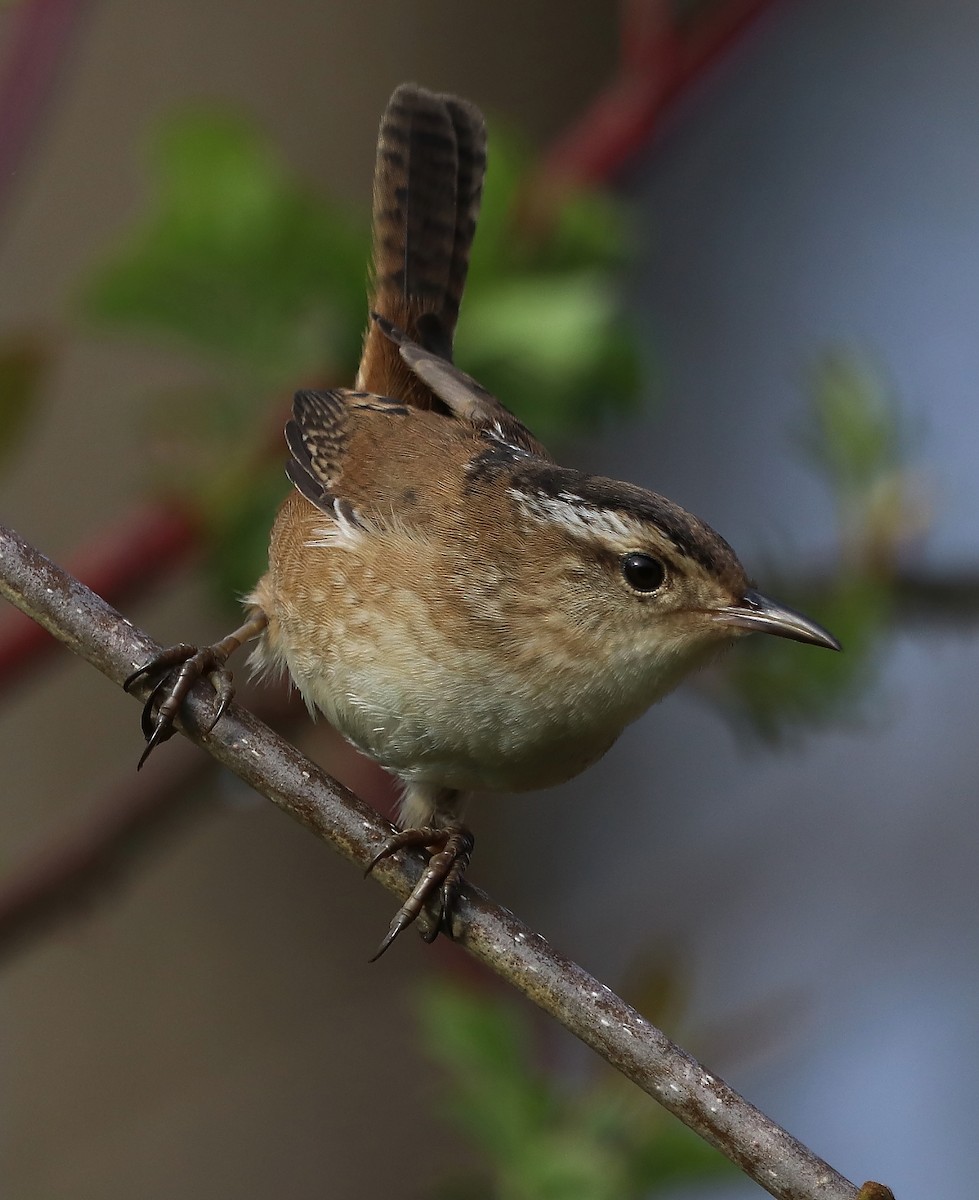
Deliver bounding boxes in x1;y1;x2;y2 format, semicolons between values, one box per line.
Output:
714;589;842;651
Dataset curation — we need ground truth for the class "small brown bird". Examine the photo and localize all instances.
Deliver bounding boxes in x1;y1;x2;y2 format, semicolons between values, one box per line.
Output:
128;84;840;958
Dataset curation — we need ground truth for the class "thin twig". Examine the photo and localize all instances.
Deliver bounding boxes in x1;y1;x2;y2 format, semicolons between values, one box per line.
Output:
0;520;892;1200
891;568;979;626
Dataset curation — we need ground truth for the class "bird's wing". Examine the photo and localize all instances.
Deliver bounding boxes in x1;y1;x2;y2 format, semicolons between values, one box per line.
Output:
372;313;550;459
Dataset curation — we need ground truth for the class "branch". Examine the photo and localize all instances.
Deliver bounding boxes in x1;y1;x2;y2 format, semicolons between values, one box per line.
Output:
891;567;979;626
0;520;892;1200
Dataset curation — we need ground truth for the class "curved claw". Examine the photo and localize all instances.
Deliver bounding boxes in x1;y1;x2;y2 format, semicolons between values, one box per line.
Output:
371;907;422;962
124;643;196;694
136;709;177;770
366;824;474;961
364;828;425;877
140;672;181;741
206;670;235;732
125;609;267;769
128;644;234;770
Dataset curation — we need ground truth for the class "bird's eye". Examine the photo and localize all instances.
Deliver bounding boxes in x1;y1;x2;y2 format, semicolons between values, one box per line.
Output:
621;552;666;593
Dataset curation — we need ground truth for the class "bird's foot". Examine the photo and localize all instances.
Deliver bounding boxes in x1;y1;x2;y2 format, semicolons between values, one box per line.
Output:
365;823;474;960
124;610;267;769
124;642;236;769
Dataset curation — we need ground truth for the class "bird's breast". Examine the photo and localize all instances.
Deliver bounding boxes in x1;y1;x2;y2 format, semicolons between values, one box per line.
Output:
250;490;669;793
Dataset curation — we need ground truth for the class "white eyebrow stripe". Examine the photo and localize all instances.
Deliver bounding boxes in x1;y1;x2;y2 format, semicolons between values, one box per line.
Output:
508;487;638;543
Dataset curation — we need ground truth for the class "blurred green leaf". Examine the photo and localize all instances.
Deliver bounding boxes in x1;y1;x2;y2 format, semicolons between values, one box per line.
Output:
457;273;640;441
465;274;617;383
208;460;287;600
0;337;47;470
548;187;633;274
459;125;641;440
83;111;368;383
722;574;890;742
469;130;631;281
130;380;289;609
417;980;732;1200
803;352;928;572
799;351;904;509
419;981;554;1160
720;347;914;740
628;1122;733;1192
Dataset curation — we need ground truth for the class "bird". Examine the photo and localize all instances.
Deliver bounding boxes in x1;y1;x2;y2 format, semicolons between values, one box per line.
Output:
126;83;840;959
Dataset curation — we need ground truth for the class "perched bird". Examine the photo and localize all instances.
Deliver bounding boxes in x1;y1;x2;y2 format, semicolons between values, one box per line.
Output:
128;83;840;958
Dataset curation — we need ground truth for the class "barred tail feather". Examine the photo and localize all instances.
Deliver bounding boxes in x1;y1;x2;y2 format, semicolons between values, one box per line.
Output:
357;84;486;409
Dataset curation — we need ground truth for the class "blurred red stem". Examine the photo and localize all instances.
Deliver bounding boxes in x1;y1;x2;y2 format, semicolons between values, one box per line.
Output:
0;677;307;962
544;0;785;184
0;501;196;692
0;740;211;961
0;0;92;231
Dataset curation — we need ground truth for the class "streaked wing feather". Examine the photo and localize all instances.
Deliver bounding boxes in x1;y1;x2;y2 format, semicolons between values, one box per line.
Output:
372;313;549;458
286;388;410;514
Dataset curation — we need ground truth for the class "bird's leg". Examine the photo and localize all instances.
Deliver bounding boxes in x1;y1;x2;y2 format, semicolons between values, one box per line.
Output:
124;608;268;768
366;790;473;960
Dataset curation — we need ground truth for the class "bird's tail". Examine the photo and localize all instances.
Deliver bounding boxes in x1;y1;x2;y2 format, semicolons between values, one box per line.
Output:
356;83;486;409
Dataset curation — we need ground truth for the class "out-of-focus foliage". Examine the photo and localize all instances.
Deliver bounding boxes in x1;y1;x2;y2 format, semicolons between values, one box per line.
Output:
81;109;641;600
85;112;368;384
457;132;640;439
801;351;925;564
0;337;46;472
417;980;732;1200
722;351;919;740
724;574;889;741
801;353;902;501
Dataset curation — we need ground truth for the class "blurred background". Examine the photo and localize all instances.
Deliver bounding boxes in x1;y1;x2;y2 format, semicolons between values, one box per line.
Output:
0;1;976;1196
